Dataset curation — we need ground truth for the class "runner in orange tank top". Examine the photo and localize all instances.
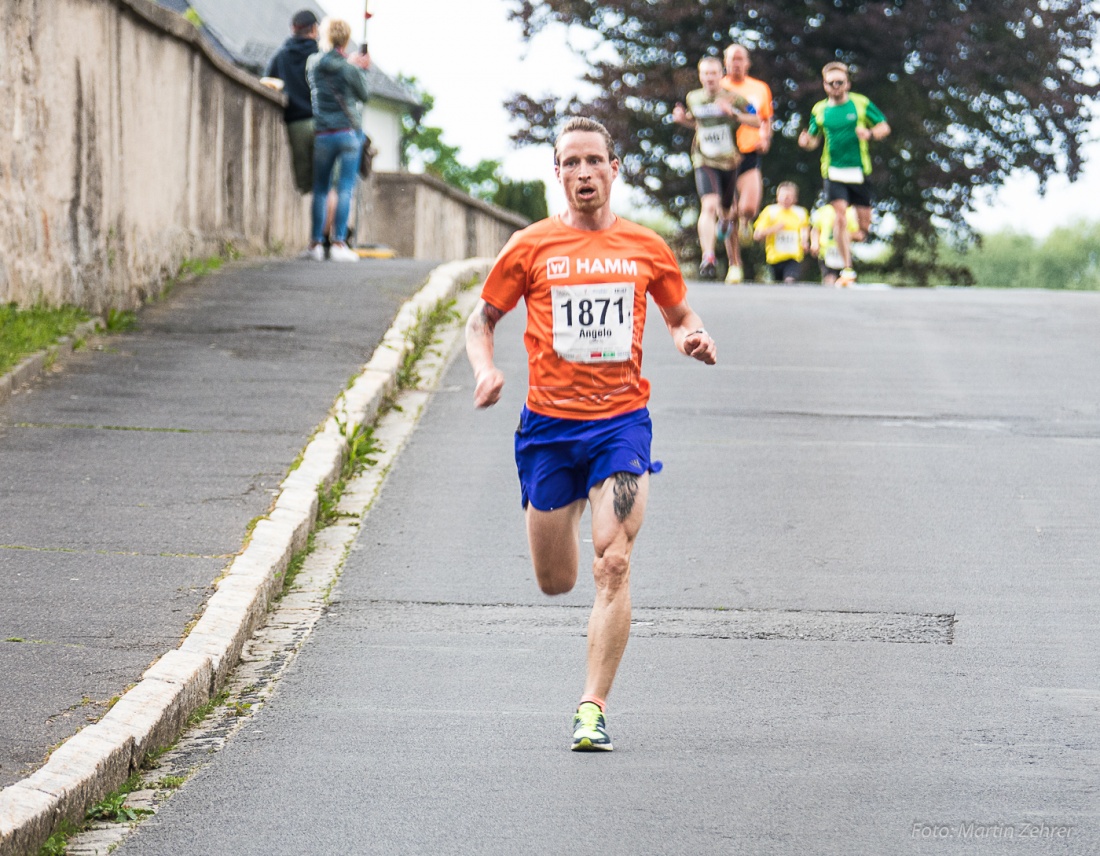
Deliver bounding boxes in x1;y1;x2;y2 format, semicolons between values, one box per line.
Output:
465;117;716;751
720;44;775;284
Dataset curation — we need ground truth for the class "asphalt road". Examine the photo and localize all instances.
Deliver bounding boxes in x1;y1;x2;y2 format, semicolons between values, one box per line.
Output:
118;284;1100;855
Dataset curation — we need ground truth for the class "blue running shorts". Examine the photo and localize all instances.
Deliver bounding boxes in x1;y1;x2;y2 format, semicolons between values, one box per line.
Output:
514;406;662;511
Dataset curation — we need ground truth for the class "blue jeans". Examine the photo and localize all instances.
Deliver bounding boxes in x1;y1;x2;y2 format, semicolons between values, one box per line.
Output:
311;130;362;243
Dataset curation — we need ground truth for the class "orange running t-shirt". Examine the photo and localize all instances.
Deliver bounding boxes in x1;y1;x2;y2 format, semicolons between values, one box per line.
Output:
481;215;687;420
721;75;774;154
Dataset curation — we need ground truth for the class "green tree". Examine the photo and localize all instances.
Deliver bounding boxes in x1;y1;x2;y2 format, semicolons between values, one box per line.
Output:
399;77;546;221
504;0;1099;283
493;178;549;221
934;220;1100;289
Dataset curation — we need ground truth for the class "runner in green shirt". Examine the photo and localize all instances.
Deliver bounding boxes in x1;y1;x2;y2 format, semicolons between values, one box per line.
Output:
798;62;890;285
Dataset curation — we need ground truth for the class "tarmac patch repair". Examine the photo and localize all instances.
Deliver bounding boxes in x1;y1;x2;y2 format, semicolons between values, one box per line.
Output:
347;600;955;644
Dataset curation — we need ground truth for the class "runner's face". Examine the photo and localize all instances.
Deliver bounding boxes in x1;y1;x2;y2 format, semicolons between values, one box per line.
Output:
824;73;850;98
699;61;723;91
725;48;749;80
555;131;618;215
777;186;796;206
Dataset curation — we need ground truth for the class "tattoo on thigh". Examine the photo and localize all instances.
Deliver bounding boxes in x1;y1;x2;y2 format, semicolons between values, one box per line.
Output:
613;472;639;522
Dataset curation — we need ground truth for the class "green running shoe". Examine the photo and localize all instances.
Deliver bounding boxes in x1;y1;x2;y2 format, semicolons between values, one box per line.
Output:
571;702;613;751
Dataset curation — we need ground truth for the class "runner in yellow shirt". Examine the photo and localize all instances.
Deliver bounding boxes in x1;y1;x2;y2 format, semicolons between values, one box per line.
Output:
752;182;809;284
809;203;861;287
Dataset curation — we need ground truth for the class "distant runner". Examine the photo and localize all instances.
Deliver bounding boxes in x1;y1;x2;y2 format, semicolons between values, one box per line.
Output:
752;181;810;284
809;202;861;286
672;56;760;281
465;117;717;752
720;44;775;284
798;62;890;286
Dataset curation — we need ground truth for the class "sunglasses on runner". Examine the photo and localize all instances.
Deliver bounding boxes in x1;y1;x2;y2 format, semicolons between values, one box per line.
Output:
825;79;847;87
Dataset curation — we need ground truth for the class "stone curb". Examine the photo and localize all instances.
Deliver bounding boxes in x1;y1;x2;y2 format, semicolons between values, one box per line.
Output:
0;259;491;856
0;319;102;407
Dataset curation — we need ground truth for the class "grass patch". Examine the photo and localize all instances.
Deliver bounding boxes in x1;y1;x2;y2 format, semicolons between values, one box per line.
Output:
104;308;138;333
39;771;153;853
275;532;315;601
0;303;89;377
186;689;229;728
85;774;153;823
395;299;459;391
316;422;381;527
177;255;224;279
37;819;81;856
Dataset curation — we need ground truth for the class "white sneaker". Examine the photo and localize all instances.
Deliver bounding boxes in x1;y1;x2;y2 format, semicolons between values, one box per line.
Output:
838;267;857;287
725;264;743;284
328;243;359;263
302;244;324;262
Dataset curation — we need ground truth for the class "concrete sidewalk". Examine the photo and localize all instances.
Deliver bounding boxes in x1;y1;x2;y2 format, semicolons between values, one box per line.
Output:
0;256;488;854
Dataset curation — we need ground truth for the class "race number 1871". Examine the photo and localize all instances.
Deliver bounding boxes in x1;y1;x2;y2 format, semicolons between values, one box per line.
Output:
550;282;635;364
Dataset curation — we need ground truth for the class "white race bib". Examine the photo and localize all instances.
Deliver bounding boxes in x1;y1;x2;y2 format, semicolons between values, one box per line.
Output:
697;123;736;159
827;165;865;184
824;245;844;270
774;230;799;256
551;283;635;363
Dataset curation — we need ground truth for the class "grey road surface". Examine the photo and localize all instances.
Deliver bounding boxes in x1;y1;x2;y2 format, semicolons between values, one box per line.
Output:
0;259;436;790
119;285;1099;855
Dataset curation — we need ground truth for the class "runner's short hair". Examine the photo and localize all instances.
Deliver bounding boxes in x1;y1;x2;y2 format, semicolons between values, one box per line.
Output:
724;43;750;62
822;62;850;79
698;55;723;71
553;117;618;166
777;181;798;198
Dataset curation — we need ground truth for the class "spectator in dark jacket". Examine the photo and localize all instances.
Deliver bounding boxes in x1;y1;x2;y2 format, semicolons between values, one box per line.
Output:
264;9;320;194
305;18;370;262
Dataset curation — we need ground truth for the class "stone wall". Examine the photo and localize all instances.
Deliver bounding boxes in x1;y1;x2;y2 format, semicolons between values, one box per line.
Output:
0;0;525;312
366;172;528;261
0;0;307;311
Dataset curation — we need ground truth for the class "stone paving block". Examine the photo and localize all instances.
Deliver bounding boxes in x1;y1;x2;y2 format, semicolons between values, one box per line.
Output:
268;506;312;554
97;678;192;765
0;782;60;856
16;725;133;833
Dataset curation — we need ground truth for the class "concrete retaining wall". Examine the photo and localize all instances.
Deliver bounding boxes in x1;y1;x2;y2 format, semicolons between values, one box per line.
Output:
0;0;523;313
365;172;527;261
0;0;309;312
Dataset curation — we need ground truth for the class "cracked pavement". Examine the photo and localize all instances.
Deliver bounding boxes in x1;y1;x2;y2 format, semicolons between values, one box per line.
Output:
0;258;437;789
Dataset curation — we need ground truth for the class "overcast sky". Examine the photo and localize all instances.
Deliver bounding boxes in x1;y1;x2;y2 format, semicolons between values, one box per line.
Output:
320;0;1098;235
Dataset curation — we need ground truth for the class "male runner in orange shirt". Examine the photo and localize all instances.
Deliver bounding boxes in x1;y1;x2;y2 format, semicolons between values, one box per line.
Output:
721;43;775;283
465;116;717;751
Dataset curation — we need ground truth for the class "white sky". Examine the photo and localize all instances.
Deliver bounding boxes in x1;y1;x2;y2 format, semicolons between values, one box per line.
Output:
320;0;1098;236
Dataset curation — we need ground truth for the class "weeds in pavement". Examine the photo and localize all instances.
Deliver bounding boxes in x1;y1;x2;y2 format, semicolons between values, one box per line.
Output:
104;308;138;333
0;303;89;376
275;532;315;601
316;421;381;528
396;299;459;391
37;819;80;856
177;255;224;279
85;782;153;824
186;689;230;728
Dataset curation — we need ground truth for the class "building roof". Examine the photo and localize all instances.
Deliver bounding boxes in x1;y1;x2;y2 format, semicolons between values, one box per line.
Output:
152;0;420;109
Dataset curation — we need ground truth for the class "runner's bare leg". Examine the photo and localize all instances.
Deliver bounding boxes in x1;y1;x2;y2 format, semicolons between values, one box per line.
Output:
582;472;649;700
526;500;585;595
